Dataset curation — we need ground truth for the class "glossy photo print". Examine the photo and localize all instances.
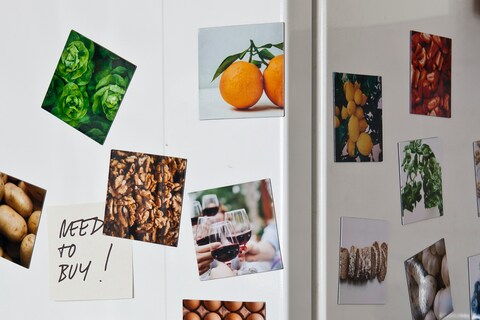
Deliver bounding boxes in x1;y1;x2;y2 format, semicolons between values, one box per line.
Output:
198;22;284;120
103;150;187;247
468;254;480;320
41;30;136;144
410;31;451;118
0;172;46;268
183;299;266;320
333;72;383;162
473;141;480;216
398;137;444;225
188;179;283;280
337;217;388;305
405;239;452;320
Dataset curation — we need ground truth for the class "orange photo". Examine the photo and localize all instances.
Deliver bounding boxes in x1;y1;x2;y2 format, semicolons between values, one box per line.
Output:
198;23;285;120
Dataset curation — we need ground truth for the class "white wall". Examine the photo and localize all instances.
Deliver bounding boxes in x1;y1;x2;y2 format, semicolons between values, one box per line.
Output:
0;0;312;319
319;1;480;319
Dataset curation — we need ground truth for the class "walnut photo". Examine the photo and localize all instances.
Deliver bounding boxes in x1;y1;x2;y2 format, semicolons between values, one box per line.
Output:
103;150;187;246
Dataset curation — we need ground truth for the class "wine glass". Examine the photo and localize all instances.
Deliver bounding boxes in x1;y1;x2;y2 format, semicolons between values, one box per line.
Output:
202;194;219;217
195;216;216;246
191;201;202;226
225;208;253;273
208;221;239;268
225;209;252;249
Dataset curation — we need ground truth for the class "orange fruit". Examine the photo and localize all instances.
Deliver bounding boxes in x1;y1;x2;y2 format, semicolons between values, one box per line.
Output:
219;61;263;109
263;54;284;107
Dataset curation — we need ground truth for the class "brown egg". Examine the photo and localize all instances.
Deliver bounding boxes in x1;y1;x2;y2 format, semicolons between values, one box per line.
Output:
246;314;264;320
224;301;243;312
183;300;201;310
204;312;222;320
225;313;242;320
184;312;201;320
203;300;222;312
245;302;264;312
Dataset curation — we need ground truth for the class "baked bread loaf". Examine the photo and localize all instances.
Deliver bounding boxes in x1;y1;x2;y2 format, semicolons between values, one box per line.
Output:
338;241;388;282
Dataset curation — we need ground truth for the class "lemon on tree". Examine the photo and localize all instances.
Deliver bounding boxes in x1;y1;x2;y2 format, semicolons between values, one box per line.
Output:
347;100;356;116
348;115;360;142
354;89;363;105
347;138;356;157
344;81;354;102
357;132;373;156
355;107;364;120
341;106;348;120
359;118;368;132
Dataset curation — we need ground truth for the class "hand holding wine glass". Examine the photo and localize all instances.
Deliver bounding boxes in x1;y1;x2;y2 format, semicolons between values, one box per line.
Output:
195;216;220;277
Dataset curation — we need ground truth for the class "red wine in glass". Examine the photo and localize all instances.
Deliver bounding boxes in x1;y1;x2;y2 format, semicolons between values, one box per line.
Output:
196;236;210;246
202;194;220;217
191;201;202;226
202;206;219;217
228;230;252;245
191;217;199;226
211;244;240;263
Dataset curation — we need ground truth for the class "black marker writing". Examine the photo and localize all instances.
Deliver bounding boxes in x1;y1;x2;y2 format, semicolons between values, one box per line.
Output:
104;243;113;271
58;261;92;283
58;243;76;258
59;217;104;238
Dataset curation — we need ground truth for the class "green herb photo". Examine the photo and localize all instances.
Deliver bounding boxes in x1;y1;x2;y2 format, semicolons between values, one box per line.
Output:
41;30;136;144
400;139;444;217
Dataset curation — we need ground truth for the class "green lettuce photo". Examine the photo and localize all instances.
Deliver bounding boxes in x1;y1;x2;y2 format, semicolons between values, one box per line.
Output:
41;30;136;144
52;82;89;127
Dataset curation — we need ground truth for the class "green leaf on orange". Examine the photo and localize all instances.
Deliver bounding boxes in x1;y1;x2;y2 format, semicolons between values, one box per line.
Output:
259;49;275;61
211;53;242;82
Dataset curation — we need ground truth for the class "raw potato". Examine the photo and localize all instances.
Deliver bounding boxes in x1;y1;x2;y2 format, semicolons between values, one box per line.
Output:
5;241;20;259
4;183;33;219
28;210;41;234
17;181;27;193
20;233;35;268
0;205;27;242
0;179;4;202
23;183;46;211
